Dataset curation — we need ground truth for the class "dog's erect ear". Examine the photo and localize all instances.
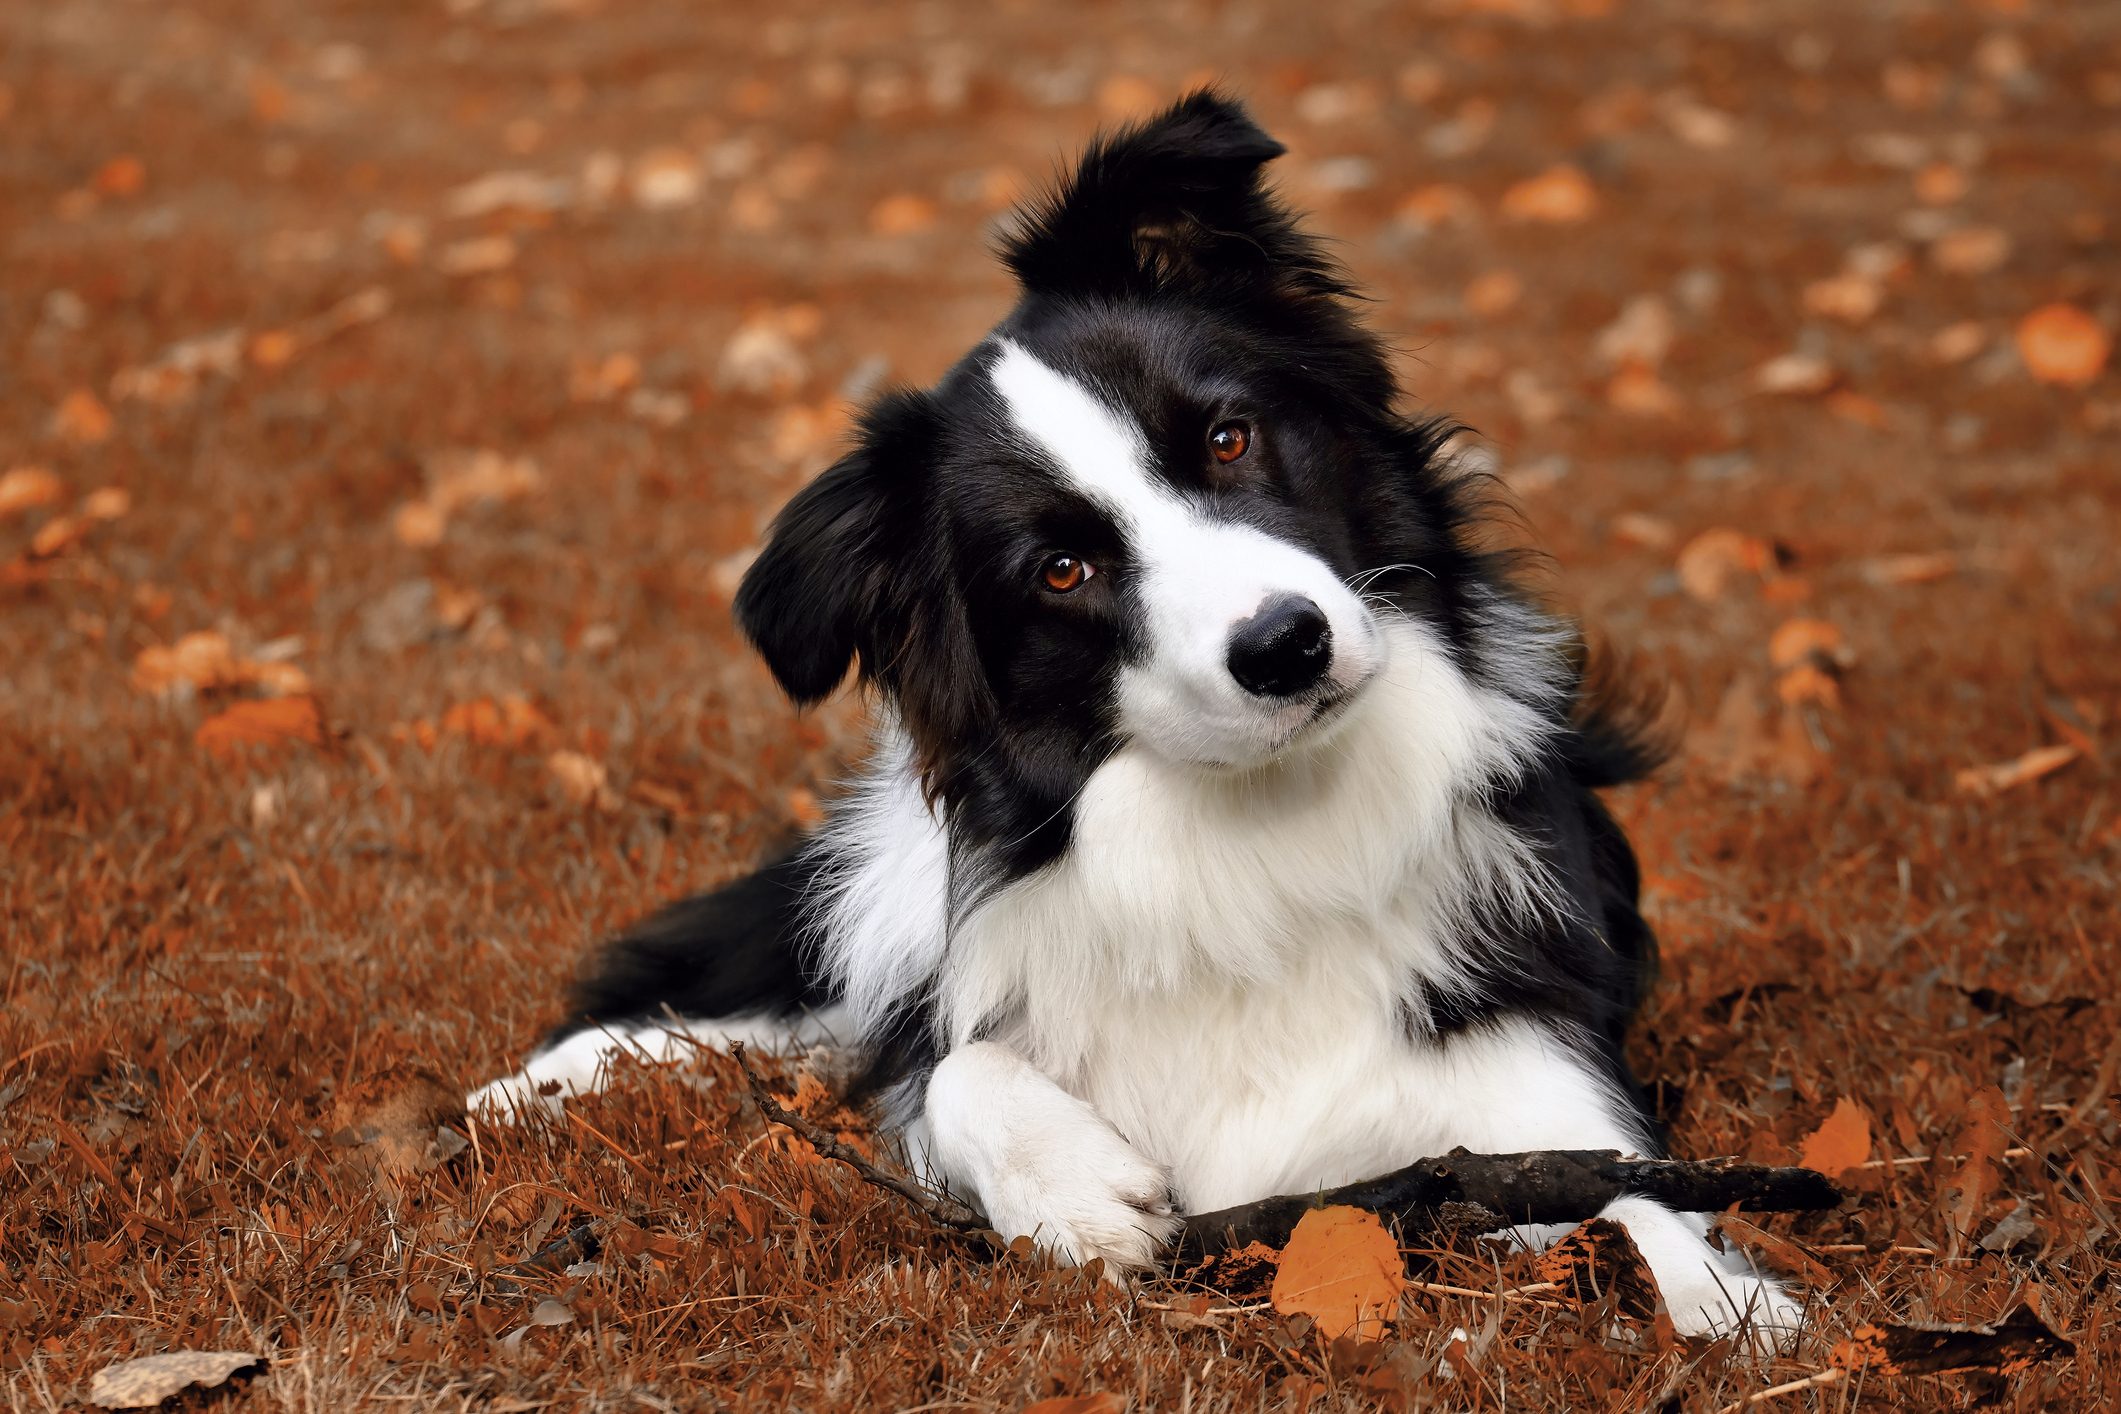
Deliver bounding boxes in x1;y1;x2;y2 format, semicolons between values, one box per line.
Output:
1002;90;1344;300
734;393;934;705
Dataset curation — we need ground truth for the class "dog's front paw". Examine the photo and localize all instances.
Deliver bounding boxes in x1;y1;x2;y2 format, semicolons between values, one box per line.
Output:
1663;1266;1805;1354
981;1112;1179;1275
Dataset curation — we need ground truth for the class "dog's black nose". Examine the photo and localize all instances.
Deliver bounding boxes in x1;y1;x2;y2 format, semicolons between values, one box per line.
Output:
1226;596;1333;698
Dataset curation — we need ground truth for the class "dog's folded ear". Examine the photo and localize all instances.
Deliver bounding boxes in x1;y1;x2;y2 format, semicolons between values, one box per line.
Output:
1002;89;1344;301
735;392;934;705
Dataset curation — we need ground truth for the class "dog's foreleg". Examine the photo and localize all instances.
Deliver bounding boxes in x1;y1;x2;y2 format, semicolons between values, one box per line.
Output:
915;1041;1178;1274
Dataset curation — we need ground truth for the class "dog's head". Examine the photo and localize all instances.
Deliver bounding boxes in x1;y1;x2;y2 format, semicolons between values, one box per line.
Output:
737;93;1507;865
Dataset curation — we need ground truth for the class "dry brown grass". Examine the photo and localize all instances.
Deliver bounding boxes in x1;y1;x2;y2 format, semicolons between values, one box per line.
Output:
4;0;2118;1408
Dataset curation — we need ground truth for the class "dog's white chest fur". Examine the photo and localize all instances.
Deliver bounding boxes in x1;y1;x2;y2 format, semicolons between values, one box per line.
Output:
821;618;1621;1208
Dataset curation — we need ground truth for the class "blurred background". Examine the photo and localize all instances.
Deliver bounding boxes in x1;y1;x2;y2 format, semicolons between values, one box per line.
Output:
3;0;2117;1406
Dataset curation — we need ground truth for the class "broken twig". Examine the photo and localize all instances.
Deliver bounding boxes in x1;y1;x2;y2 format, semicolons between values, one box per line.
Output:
729;1042;989;1237
1175;1148;1842;1261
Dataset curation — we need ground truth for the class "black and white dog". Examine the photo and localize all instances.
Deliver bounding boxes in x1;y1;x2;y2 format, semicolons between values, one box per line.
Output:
473;93;1799;1346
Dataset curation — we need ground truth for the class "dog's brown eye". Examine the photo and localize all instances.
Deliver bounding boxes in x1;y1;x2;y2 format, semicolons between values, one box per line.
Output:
1041;555;1093;593
1209;421;1251;464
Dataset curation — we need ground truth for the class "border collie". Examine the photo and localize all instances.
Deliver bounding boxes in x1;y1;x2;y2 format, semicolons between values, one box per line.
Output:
472;92;1800;1347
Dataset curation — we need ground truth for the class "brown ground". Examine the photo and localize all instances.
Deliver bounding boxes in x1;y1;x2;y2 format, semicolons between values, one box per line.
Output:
4;0;2119;1409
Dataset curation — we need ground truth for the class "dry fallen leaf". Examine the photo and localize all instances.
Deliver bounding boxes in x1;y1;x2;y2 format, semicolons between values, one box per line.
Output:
195;695;328;759
2015;302;2110;389
1954;744;2080;796
1463;270;1523;318
1912;160;1966;205
1803;273;1885;324
28;514;88;559
1753;351;1837;396
1676;527;1776;602
332;1071;463;1186
1927;322;1988;365
1714;1214;1838;1287
1777;663;1841;709
1500;165;1596;224
630;147;703;209
88;1351;264;1409
1835;1303;2073;1379
1535;1217;1661;1318
1941;1084;2011;1261
436;234;518;276
1096;73;1162;120
548;749;620;811
0;465;65;519
1269;1206;1406;1341
868;192;938;236
570;351;642;402
1797;1097;1874;1175
394;450;542;546
392;500;448;548
52;388;115;445
1393;183;1477;231
719;315;810;396
1863;551;1957;585
1610;512;1677;550
1769;618;1853;671
1826;390;1889;429
1021;1396;1126;1414
1931;225;2012;276
132;631;310;698
91;154;147;198
1606;362;1682;416
81;486;131;521
441;694;556;750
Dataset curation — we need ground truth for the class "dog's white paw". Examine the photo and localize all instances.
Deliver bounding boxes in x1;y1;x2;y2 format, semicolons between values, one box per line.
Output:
1663;1265;1805;1354
981;1111;1180;1274
464;1069;565;1121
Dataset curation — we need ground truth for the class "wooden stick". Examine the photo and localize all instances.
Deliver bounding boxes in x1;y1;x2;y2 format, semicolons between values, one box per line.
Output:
1175;1148;1841;1260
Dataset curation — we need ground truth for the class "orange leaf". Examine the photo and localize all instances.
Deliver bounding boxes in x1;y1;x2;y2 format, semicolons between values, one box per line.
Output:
1942;1085;2010;1251
1796;1097;1873;1176
1931;226;2012;276
51;388;114;445
1676;527;1774;602
1269;1206;1406;1341
1802;273;1884;324
1022;1396;1125;1414
1862;551;1957;585
441;695;555;750
1535;1217;1661;1318
1776;663;1841;709
547;750;618;810
1463;270;1523;318
2015;303;2110;389
1768;618;1851;671
91;155;146;197
1606;362;1682;417
0;466;65;519
81;486;131;520
1500;165;1596;224
196;696;327;759
868;193;938;237
28;515;87;558
1610;512;1676;550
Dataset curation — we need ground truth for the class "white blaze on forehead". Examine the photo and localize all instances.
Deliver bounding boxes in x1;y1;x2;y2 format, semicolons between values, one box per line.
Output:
986;339;1176;532
985;336;1384;767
